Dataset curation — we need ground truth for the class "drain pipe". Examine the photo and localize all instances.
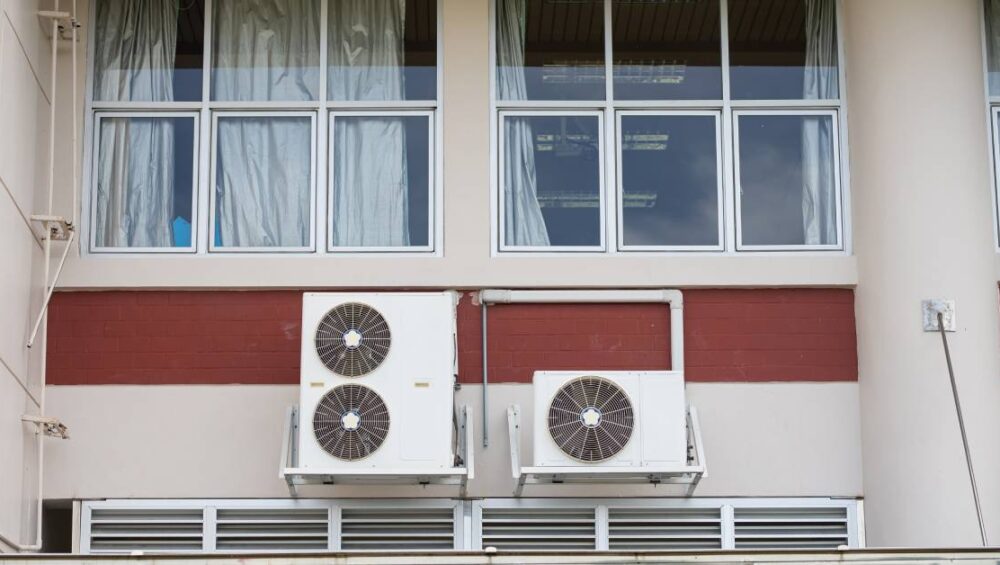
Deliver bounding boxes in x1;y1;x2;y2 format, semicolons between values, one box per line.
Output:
477;289;685;448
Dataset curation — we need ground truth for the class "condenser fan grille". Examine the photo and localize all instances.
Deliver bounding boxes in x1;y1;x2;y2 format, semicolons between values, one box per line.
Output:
313;384;390;461
548;376;634;462
315;303;391;377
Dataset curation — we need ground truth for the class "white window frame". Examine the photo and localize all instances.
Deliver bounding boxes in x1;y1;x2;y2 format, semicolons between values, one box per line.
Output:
489;0;851;256
615;110;726;252
88;111;201;254
82;0;444;257
209;111;319;253
328;110;436;253
732;109;844;252
497;110;608;253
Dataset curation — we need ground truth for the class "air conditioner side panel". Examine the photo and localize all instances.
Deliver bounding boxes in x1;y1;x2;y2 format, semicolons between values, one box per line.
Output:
638;373;687;465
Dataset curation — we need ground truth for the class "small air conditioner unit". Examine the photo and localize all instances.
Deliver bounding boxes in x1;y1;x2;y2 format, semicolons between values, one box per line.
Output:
532;371;687;467
298;292;457;470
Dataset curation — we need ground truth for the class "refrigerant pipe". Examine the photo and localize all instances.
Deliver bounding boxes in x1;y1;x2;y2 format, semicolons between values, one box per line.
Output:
476;289;685;448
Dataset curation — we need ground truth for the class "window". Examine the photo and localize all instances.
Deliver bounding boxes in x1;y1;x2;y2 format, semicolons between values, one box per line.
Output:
493;0;847;253
86;0;440;254
984;0;1000;243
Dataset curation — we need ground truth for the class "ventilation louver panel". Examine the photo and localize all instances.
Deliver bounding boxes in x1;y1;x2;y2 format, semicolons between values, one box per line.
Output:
547;376;634;462
87;508;204;553
315;303;391;377
733;507;850;549
480;508;596;550
608;507;723;550
313;384;390;461
215;508;329;551
340;508;456;550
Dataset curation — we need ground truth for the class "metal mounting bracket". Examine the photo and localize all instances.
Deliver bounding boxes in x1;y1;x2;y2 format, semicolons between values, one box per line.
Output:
30;215;74;241
22;415;70;439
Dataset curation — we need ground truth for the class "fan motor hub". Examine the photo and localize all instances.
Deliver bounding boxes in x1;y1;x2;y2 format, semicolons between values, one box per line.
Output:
341;410;362;431
342;329;363;349
580;407;602;428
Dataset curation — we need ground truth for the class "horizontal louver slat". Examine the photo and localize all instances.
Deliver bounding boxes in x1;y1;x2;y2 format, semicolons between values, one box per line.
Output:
608;507;723;550
340;508;455;550
215;508;329;551
88;509;204;553
481;508;596;551
733;507;850;550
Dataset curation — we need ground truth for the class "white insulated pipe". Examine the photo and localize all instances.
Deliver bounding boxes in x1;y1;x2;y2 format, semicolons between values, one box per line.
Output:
476;289;685;447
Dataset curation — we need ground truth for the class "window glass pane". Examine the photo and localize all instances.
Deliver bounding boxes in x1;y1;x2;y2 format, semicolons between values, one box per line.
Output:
986;0;1000;96
737;114;838;247
620;114;719;247
497;0;605;101
94;116;195;248
728;0;839;100
329;0;437;101
212;0;321;101
331;116;430;248
215;116;313;249
502;115;602;247
612;0;722;101
93;0;204;102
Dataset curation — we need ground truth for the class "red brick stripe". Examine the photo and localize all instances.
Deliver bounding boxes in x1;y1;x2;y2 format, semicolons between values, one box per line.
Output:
47;289;857;385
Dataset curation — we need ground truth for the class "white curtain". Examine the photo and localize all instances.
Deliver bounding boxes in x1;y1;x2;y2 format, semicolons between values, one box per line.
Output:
497;0;550;246
213;0;319;248
93;0;178;247
329;0;410;247
986;0;1000;95
801;0;838;246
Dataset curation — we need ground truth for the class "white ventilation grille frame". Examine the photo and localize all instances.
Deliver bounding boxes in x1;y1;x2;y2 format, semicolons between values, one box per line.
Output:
81;498;862;554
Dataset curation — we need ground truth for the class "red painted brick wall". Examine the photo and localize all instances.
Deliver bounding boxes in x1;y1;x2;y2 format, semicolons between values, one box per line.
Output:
47;289;857;385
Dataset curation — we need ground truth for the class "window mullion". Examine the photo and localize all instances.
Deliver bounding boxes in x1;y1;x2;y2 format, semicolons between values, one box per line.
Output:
719;0;738;254
604;0;616;254
198;0;214;254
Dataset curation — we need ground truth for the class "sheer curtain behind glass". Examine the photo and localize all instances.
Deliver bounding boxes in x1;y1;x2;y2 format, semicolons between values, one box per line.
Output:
93;0;177;247
497;0;549;246
987;0;1000;95
330;0;410;247
212;0;319;248
801;0;839;245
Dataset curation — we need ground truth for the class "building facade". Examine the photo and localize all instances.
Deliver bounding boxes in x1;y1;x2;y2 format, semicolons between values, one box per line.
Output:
2;0;1000;554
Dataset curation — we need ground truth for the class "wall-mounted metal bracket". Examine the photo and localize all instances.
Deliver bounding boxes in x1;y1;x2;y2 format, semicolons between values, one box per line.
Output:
37;10;80;41
30;215;74;242
507;404;706;497
923;299;956;332
21;415;70;439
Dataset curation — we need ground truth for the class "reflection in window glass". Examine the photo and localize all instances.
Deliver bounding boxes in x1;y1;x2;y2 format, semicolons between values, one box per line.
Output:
497;0;605;101
503;115;602;247
93;0;204;102
728;0;838;100
329;0;437;101
986;0;1000;96
215;116;313;249
332;116;430;248
212;0;321;101
737;114;838;247
94;117;196;248
612;0;722;101
620;115;719;247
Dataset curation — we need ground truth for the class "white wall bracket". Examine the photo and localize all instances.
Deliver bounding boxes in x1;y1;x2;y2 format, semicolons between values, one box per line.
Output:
923;299;956;332
30;214;73;242
506;404;707;497
280;405;475;497
21;414;69;439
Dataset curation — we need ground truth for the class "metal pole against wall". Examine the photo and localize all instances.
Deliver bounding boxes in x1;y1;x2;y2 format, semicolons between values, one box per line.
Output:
937;312;989;546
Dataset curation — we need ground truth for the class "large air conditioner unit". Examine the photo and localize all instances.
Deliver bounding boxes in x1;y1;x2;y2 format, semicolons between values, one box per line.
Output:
532;371;687;467
297;292;457;470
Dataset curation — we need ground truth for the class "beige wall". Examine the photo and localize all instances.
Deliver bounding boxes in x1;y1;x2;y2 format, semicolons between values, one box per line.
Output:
43;383;863;500
0;0;55;551
846;0;1000;548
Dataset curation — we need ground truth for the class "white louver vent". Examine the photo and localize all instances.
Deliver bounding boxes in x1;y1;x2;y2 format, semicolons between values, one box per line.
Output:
87;508;204;553
340;508;456;550
733;507;850;549
215;508;329;551
480;508;596;551
608;507;723;550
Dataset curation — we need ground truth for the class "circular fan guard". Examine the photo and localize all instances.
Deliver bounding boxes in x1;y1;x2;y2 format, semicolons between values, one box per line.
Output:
315;303;391;377
313;384;390;461
547;376;634;462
